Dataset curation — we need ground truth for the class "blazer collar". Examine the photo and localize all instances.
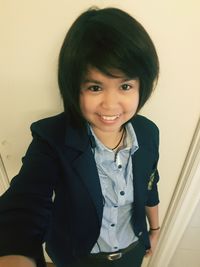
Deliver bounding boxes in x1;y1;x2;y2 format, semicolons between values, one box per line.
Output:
64;123;90;151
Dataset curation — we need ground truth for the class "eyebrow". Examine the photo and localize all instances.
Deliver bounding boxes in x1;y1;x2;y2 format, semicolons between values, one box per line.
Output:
83;79;103;85
82;77;137;84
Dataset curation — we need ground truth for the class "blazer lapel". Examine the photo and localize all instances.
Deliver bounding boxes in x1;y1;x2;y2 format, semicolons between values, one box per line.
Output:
64;124;104;224
72;148;104;224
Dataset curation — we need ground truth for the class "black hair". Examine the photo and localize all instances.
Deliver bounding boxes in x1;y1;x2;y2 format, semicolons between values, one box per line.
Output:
58;7;159;128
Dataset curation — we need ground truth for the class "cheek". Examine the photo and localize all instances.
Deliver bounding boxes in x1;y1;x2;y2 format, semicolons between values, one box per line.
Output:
80;95;95;115
79;95;87;116
79;98;87;115
125;95;139;112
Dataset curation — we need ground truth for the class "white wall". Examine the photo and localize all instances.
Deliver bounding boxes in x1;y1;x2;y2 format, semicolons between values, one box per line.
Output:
0;0;200;265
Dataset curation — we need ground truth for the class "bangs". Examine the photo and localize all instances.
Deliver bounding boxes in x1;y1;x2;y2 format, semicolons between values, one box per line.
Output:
88;54;139;80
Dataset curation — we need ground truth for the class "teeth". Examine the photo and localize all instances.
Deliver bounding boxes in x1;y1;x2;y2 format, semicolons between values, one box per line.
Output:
101;115;120;121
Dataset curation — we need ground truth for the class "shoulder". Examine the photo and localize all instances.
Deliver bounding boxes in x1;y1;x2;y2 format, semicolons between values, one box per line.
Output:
131;114;159;133
30;112;67;145
130;114;159;148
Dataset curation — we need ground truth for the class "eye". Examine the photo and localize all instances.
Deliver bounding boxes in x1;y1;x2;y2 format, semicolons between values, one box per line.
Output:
121;84;132;91
88;85;102;92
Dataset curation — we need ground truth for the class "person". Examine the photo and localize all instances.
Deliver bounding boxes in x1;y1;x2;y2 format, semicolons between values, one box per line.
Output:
0;6;160;267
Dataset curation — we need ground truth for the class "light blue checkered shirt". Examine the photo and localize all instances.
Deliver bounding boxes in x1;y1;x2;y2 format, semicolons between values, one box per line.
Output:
89;122;139;253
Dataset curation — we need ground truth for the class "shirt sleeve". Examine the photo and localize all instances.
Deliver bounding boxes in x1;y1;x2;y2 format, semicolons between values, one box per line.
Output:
0;134;59;267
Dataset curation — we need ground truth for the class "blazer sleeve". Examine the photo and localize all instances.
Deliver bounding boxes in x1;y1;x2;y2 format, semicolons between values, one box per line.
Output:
146;167;160;207
146;125;160;207
0;133;59;267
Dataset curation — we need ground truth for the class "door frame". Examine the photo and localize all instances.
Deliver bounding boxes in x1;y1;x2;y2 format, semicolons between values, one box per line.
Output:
0;154;10;195
148;117;200;267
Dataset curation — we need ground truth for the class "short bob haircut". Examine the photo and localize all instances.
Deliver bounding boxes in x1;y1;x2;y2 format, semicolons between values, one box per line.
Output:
58;7;159;129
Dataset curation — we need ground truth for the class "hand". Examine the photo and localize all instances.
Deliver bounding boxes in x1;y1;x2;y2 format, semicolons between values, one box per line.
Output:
145;230;160;257
0;255;36;267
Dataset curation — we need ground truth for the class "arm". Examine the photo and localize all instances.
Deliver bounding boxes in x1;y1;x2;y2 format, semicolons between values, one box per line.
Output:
0;135;58;265
145;204;160;256
145;121;160;255
146;204;159;230
0;255;36;267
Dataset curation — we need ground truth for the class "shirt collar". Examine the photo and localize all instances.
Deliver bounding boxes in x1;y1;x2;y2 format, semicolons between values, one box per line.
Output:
87;122;139;154
125;122;139;154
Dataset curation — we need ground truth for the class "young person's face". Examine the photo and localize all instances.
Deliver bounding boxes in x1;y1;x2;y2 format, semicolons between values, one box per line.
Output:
80;67;140;135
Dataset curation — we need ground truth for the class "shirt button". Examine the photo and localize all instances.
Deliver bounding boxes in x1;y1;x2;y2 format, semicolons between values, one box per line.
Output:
114;205;118;208
118;164;122;169
120;191;125;196
111;224;115;227
114;246;118;249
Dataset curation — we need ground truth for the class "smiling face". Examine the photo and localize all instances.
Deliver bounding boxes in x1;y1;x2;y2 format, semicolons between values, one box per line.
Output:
80;66;140;137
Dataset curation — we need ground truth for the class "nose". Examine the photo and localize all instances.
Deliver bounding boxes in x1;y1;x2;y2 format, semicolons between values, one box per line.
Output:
101;90;119;110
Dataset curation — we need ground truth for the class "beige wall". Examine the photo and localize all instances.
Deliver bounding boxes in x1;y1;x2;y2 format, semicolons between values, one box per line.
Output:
0;0;200;265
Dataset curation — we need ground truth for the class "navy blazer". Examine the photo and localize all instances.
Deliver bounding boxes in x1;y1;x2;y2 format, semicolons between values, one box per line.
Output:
0;113;160;267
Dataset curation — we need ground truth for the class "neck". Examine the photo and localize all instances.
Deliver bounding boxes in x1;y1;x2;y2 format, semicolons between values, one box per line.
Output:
91;126;125;150
111;127;125;150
